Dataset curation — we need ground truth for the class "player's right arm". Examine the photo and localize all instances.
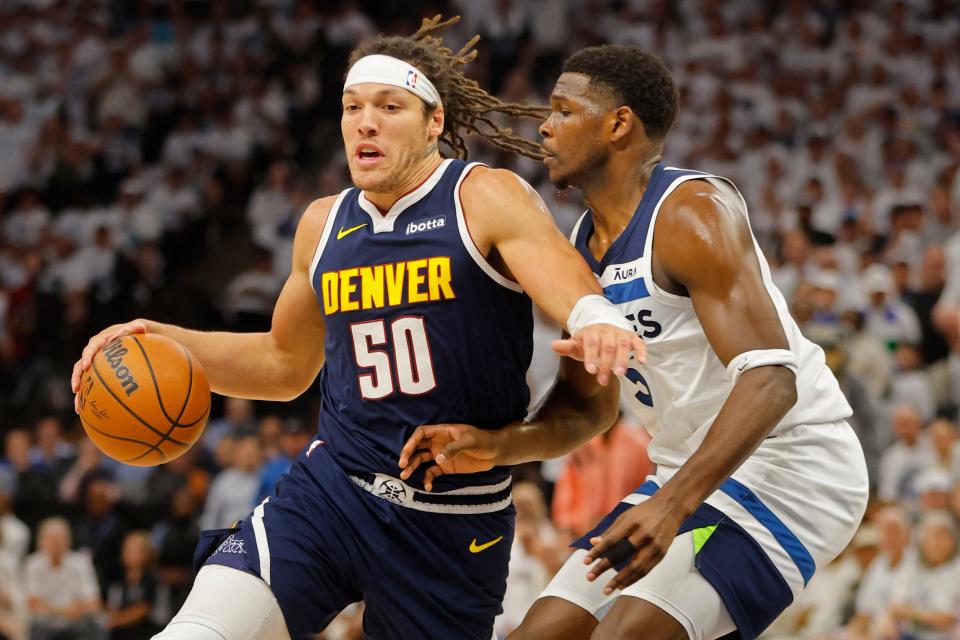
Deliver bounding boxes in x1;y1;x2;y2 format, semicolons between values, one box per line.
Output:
399;349;620;489
71;196;335;404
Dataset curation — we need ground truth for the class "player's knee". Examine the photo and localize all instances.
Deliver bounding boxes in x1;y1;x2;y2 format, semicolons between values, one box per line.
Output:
508;597;597;640
155;565;289;640
152;621;227;640
591;598;690;640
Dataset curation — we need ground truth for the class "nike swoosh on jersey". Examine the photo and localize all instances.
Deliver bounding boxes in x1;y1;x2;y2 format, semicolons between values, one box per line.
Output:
337;223;368;240
469;535;504;553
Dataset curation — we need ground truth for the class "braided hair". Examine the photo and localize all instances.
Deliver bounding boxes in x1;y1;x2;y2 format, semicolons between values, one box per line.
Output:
347;15;547;160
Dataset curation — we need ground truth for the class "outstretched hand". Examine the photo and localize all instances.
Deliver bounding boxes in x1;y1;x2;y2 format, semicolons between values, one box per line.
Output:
582;496;684;595
398;424;502;491
553;324;646;386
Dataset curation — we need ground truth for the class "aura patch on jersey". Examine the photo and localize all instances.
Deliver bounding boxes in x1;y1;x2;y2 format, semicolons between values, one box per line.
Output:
603;278;650;304
320;257;456;315
598;258;650;303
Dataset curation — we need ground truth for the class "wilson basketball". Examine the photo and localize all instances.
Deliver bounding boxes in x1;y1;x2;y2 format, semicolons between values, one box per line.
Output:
78;334;210;467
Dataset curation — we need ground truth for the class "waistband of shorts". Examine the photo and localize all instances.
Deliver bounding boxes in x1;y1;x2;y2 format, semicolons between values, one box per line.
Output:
349;472;513;514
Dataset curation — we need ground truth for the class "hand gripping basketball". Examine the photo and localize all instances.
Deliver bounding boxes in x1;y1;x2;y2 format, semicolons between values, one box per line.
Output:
72;322;211;467
72;320;148;402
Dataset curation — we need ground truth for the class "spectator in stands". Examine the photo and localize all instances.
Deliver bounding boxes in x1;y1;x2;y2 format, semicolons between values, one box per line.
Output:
860;263;922;349
882;511;960;640
904;245;950;367
550;416;651;537
878;404;933;502
201;396;256;457
257;414;283;462
804;269;844;349
914;468;954;515
891;343;936;422
58;438;109;505
151;489;200;621
0;472;28;569
25;517;104;640
73;474;126;591
256;418;312;503
30;416;74;476
104;530;159;640
847;505;913;638
0;538;25;640
246;160;295;253
6;428;59;533
143;447;208;522
927;418;959;479
199;432;262;529
222;247;282;332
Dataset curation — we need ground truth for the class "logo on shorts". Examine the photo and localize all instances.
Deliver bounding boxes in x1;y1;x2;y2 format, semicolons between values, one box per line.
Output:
216;534;246;555
469;536;504;553
405;215;446;235
376;479;408;504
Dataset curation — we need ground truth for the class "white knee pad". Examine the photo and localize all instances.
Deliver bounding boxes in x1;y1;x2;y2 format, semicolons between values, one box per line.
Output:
152;565;290;640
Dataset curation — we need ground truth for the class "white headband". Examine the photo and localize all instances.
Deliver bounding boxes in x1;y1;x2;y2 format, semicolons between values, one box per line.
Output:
344;54;443;110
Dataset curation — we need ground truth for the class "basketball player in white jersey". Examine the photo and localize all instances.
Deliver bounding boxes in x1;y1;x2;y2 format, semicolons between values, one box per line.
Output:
399;45;869;639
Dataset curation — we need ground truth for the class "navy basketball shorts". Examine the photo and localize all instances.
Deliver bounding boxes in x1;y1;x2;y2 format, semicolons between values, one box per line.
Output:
197;440;515;639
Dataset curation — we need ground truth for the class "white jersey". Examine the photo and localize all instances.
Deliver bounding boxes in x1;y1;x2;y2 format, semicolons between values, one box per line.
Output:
570;165;852;471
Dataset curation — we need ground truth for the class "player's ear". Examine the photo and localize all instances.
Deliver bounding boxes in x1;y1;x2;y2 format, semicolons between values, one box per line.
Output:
610;106;640;144
428;106;444;139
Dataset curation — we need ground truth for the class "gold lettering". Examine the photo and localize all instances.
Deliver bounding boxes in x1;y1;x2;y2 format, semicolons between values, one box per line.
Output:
428;257;455;300
340;268;359;312
360;265;385;310
321;272;338;314
385;263;406;306
407;259;428;303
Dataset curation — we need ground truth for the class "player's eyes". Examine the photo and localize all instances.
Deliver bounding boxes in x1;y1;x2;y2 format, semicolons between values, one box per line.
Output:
343;104;360;112
383;104;401;111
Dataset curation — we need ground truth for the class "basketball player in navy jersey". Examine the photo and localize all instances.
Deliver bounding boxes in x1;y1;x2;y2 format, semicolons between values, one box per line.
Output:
69;19;644;640
399;45;868;639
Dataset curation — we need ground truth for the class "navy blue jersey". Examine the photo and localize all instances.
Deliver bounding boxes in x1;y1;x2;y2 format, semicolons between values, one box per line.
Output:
309;159;533;488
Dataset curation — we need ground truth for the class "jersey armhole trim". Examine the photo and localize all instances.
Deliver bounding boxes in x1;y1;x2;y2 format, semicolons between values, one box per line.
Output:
645;173;756;308
569;210;589;245
643;175;706;308
454;162;524;293
308;188;351;293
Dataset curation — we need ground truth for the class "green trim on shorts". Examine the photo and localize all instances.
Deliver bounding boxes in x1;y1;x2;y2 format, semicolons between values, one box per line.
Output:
692;525;718;555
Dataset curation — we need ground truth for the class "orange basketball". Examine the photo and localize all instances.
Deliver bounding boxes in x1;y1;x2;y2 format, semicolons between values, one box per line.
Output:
78;334;210;467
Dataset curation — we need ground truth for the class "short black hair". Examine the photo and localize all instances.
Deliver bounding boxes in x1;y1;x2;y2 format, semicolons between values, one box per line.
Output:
562;45;678;141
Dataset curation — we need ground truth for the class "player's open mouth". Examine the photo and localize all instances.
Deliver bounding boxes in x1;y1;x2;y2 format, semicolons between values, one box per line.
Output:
355;144;385;166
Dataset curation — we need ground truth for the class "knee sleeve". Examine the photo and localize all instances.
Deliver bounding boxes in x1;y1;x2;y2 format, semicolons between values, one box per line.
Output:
152;565;290;640
152;620;227;640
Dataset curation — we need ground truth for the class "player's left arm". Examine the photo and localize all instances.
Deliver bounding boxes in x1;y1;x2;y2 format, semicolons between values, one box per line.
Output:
460;166;645;385
585;180;798;593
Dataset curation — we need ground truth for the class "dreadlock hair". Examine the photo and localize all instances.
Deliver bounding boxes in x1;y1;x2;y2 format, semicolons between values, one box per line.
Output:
562;46;678;141
347;15;547;160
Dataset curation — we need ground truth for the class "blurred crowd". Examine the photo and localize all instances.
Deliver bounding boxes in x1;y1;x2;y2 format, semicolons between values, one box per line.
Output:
1;0;960;639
